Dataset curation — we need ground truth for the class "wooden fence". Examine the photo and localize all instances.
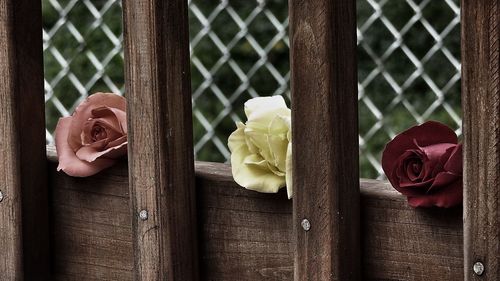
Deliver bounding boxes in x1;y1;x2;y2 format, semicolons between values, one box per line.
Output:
0;0;498;280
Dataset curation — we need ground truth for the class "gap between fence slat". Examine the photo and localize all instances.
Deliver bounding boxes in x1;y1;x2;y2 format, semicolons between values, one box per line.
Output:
462;0;500;280
122;0;199;280
289;0;360;280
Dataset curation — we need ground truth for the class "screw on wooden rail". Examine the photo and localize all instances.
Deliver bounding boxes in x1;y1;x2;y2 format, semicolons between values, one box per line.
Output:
139;210;148;221
301;218;311;231
0;190;3;203
473;261;484;276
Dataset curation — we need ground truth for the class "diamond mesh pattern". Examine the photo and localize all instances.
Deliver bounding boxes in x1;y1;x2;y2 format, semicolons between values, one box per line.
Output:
43;0;461;178
43;0;124;143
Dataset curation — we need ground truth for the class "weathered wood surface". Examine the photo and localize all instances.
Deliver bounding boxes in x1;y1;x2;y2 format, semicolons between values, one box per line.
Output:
47;156;463;280
48;159;132;281
361;179;463;281
122;0;198;280
462;0;500;280
0;0;49;279
195;162;293;280
289;0;360;280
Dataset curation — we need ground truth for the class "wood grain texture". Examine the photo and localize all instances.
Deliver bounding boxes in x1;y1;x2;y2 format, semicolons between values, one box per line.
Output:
361;179;463;281
122;0;198;280
289;0;360;280
195;162;294;281
48;160;133;281
0;0;49;279
462;0;500;280
47;157;464;280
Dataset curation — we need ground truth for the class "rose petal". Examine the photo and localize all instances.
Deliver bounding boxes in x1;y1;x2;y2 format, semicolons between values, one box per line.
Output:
395;151;418;184
91;106;127;134
397;178;435;197
418;142;456;180
55;117;116;177
90;110;122;135
245;99;291;133
234;148;286;193
106;135;128;148
444;144;462;175
68;93;126;151
85;138;108;150
267;134;288;172
382;121;458;179
76;139;127;162
419;141;454;162
405;159;422;181
404;121;458;146
244;96;290;123
81;119;100;144
102;141;128;159
228;124;285;193
244;129;274;164
285;141;293;199
267;115;291;172
407;179;462;208
398;178;434;188
245;154;285;177
419;143;456;163
228;122;244;150
426;171;461;193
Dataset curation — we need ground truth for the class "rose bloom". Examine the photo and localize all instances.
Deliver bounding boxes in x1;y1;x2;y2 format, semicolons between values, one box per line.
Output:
382;121;462;208
55;92;127;177
228;96;293;198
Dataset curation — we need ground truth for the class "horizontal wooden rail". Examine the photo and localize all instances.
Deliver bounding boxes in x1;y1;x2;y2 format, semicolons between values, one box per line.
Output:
46;149;463;280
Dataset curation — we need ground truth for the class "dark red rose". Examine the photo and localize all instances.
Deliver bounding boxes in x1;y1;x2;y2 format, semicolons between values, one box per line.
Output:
382;121;462;208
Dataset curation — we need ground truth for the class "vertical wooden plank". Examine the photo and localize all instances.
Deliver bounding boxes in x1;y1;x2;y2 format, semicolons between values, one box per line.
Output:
462;0;500;280
122;0;199;280
0;3;23;278
0;0;49;280
289;0;360;280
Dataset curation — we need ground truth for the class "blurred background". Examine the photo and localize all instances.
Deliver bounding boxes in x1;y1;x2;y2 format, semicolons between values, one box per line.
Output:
42;0;461;179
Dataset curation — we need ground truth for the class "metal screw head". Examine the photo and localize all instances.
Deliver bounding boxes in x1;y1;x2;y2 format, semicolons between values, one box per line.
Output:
301;219;311;231
473;261;484;276
0;190;3;202
139;210;148;221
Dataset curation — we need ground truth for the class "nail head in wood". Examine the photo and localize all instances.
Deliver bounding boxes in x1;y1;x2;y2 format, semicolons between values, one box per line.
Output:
301;218;311;231
0;190;3;203
473;261;484;276
139;210;148;221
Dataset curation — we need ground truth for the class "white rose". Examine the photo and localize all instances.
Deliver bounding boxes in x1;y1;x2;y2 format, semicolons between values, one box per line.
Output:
228;96;293;198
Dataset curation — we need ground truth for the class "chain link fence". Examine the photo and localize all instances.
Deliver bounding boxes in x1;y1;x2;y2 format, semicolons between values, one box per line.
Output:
43;0;461;179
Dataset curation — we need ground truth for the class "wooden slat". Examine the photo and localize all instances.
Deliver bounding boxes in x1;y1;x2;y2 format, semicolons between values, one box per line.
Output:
122;0;198;280
462;0;500;280
0;3;23;277
47;156;464;280
0;0;48;279
289;0;360;280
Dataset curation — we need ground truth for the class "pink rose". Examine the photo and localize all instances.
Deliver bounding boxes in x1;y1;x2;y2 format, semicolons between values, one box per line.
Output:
55;92;127;177
382;121;462;208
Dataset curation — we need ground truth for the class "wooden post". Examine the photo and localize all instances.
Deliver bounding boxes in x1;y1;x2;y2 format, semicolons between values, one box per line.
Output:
289;0;360;280
0;0;49;280
462;0;499;280
123;0;199;280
